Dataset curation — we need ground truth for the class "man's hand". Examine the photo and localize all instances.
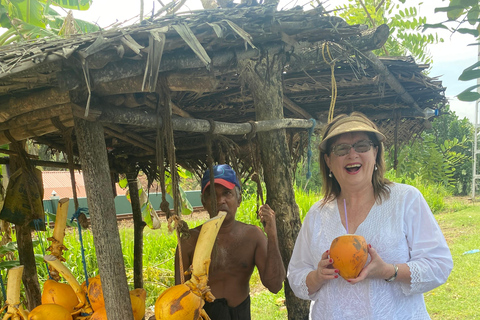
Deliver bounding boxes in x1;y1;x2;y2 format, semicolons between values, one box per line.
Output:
259;204;277;235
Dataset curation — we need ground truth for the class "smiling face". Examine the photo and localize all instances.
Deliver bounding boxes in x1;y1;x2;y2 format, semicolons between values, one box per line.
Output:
324;132;378;193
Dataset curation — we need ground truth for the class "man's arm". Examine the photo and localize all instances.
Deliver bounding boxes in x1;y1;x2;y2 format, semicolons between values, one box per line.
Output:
255;204;286;293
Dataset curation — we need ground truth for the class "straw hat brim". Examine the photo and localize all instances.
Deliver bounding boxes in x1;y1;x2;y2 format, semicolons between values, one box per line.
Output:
319;116;386;151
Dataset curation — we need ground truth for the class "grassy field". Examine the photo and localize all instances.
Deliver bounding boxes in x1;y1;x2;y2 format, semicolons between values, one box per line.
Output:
30;196;480;319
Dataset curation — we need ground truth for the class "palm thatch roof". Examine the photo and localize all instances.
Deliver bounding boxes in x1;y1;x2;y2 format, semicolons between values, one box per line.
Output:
0;4;446;177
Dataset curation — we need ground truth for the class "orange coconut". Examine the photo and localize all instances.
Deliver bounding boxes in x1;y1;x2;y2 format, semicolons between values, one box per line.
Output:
90;306;107;320
155;283;204;319
87;275;105;311
329;234;368;279
28;304;72;320
41;279;78;313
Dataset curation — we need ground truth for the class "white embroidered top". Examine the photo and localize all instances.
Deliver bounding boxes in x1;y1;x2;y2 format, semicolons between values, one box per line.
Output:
287;183;453;320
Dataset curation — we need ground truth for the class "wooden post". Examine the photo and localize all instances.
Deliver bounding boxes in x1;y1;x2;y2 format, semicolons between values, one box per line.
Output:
73;117;134;320
239;53;310;319
126;172;145;289
15;225;42;311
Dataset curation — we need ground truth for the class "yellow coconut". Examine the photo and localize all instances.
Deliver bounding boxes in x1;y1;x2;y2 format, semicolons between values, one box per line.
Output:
90;306;108;320
87;275;105;311
130;288;147;320
41;279;78;313
155;283;204;320
28;303;73;320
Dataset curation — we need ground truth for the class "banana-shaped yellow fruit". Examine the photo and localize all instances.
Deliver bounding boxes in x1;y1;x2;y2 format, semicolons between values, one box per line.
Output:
1;266;29;320
155;211;226;320
130;288;147;320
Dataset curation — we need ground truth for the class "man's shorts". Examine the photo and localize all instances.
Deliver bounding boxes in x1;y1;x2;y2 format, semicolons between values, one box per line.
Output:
203;295;251;320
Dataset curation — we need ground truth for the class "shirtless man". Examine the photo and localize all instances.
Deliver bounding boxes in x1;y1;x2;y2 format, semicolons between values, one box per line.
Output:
175;164;285;320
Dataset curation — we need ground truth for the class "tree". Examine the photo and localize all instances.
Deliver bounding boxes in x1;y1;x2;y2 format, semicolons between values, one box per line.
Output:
426;0;480;101
0;0;99;45
385;106;473;194
336;0;442;64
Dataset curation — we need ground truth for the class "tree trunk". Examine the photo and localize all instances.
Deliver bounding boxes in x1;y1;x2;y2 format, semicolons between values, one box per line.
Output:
15;224;41;311
126;172;145;289
73;117;134;320
239;52;310;319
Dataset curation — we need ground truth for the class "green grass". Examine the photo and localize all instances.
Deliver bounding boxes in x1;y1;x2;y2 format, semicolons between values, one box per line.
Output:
425;204;480;319
26;193;480;319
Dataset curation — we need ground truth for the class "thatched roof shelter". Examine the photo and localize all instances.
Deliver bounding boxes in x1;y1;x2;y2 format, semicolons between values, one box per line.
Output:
0;3;445;319
0;5;444;174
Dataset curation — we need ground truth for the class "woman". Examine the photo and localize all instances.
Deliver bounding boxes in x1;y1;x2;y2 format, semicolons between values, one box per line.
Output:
287;112;452;319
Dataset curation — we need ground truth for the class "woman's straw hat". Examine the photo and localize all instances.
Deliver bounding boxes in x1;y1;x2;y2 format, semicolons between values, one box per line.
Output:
319;115;386;151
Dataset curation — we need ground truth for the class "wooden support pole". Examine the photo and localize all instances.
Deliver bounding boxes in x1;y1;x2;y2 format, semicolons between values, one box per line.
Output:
239;52;310;319
126;172;145;289
15;225;42;311
73;117;134;320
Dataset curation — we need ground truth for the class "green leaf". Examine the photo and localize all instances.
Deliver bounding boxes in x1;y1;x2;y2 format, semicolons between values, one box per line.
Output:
119;177;128;189
457;27;479;36
458;61;480;81
0;242;18;255
423;23;450;31
457;87;480;101
447;0;466;20
38;0;92;10
0;260;20;269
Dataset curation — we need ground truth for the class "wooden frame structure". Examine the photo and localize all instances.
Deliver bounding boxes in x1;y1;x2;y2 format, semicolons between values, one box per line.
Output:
0;4;445;319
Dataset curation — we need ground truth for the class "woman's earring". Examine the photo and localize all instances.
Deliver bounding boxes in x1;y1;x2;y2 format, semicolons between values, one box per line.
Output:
374;165;378;171
328;172;332;178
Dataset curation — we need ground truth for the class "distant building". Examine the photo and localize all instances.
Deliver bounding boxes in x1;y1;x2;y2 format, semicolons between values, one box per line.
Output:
42;171;126;200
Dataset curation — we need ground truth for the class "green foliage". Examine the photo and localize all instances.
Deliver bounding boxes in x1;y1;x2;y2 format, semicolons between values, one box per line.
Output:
0;0;98;45
335;0;441;64
385;107;473;195
428;0;480;101
385;169;449;213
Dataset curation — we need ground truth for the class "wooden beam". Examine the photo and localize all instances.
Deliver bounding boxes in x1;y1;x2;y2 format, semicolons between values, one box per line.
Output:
0;116;74;146
104;123;156;148
74;117;134;320
283;95;313;119
0;104;72;131
126;173;145;290
362;51;424;114
103;127;155;153
0;157;82;170
0;88;70;123
72;104;323;135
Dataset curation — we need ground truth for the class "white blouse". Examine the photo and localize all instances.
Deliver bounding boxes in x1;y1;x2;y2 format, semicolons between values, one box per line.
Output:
287;183;453;320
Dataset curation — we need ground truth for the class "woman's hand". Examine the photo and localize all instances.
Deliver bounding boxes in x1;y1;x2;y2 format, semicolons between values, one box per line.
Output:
348;245;393;284
306;250;339;294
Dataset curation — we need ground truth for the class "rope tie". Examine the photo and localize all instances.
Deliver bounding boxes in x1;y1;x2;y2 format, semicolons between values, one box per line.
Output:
322;42;338;123
70;208;90;290
168;216;189;284
0;271;5;303
306;118;316;180
33;219;51;279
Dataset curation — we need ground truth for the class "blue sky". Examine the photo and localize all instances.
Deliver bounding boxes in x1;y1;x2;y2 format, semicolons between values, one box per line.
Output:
69;0;478;123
